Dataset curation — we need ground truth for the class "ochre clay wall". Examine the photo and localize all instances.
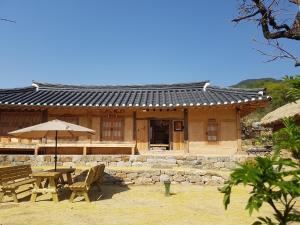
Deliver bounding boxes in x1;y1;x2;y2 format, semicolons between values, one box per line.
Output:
188;108;239;155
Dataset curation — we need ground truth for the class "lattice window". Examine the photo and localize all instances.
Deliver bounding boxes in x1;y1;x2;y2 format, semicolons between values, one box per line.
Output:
207;119;218;142
101;115;124;141
0;111;43;136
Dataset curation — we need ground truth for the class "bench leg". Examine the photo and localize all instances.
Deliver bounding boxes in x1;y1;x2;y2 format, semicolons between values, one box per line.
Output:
69;191;76;203
0;191;4;202
31;177;42;202
83;191;90;203
31;192;38;202
11;190;19;203
52;193;59;203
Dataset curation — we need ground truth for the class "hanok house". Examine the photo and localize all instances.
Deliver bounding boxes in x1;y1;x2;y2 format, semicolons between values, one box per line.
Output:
0;81;270;156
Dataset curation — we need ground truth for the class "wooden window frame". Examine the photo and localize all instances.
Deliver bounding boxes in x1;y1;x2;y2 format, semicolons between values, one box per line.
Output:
100;116;125;142
206;119;219;143
173;120;184;132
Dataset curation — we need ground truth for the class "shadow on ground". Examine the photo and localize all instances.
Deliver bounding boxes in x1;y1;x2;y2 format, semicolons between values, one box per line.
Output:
1;170;130;203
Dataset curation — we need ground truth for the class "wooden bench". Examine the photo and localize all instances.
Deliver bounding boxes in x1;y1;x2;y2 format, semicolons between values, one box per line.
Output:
69;164;105;203
0;165;36;203
246;146;272;155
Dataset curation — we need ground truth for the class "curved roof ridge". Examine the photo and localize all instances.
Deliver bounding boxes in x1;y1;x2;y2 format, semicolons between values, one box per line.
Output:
208;85;265;94
0;86;34;94
0;81;270;108
32;80;209;91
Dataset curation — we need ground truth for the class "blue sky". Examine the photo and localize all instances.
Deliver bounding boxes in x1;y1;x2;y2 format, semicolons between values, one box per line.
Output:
0;0;299;88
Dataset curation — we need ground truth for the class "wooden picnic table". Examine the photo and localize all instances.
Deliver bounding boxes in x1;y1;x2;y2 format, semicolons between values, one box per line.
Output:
46;168;75;186
30;168;75;202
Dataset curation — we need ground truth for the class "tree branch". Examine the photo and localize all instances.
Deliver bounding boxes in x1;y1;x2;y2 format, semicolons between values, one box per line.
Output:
268;199;284;221
232;10;260;23
233;0;300;40
254;39;300;67
289;0;300;6
233;0;300;66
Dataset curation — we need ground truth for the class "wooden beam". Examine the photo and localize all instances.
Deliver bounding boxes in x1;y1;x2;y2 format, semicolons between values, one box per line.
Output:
184;109;189;153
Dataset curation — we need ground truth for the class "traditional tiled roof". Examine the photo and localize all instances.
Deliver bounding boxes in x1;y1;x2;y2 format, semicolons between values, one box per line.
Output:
0;81;270;108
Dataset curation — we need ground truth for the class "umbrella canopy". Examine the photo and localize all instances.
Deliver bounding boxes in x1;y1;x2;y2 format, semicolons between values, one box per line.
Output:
9;119;95;170
9;119;95;138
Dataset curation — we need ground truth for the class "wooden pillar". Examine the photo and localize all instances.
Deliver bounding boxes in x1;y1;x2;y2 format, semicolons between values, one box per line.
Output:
132;111;137;141
87;113;92;144
132;111;137;155
184;109;189;153
169;120;173;150
34;146;39;156
83;146;87;155
236;108;242;152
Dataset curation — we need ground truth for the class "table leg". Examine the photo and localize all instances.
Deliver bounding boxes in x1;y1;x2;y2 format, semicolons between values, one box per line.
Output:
49;177;59;202
31;177;42;202
44;177;49;187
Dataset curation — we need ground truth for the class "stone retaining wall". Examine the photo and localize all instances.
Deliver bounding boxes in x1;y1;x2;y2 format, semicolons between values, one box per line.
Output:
0;154;254;170
74;168;227;186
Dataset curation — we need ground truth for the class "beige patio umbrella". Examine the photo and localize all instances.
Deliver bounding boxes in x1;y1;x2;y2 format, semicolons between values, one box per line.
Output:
9;119;95;171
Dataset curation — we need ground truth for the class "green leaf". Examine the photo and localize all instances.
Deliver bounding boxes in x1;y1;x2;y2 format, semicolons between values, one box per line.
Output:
287;213;300;222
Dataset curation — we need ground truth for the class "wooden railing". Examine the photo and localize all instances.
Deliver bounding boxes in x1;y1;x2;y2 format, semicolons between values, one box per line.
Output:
0;136;136;155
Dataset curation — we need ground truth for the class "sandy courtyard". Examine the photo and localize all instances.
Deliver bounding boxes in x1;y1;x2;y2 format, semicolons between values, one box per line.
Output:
0;184;288;225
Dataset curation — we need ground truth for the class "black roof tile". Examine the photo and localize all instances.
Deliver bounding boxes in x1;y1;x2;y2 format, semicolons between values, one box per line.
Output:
0;81;270;108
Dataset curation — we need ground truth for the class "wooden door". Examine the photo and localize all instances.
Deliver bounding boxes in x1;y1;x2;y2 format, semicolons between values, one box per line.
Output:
136;120;148;151
173;122;184;150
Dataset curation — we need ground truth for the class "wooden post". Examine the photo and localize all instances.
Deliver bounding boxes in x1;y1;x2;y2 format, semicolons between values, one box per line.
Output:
236;108;242;152
34;146;39;156
42;110;48;144
133;111;137;141
87;113;92;144
83;146;87;155
184;109;189;153
169;120;173;150
132;111;137;155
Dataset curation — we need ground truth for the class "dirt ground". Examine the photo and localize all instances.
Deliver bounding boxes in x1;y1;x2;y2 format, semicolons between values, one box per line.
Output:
1;184;295;225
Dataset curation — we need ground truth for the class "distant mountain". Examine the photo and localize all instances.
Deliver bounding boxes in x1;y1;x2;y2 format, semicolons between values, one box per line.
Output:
231;78;282;89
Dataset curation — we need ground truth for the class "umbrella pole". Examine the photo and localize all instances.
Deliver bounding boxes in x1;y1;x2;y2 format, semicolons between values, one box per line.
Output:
55;130;58;171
